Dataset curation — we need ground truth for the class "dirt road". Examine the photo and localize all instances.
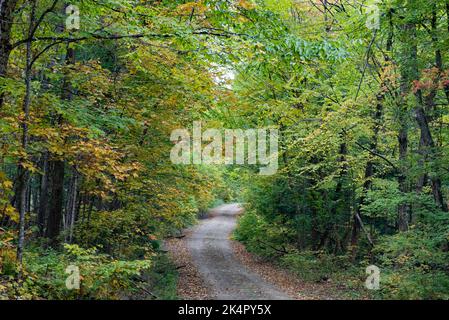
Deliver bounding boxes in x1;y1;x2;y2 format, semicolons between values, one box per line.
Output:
186;204;292;300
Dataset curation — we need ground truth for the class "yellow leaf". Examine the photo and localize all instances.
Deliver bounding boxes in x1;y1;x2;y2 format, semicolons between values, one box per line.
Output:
238;0;255;10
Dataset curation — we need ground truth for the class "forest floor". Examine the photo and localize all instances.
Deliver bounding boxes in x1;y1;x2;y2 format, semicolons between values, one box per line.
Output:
166;204;350;300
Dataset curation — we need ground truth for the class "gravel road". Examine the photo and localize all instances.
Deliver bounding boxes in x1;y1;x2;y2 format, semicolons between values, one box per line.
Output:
186;203;292;300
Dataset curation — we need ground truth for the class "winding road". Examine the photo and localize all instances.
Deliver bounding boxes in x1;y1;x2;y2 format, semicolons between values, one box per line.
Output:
186;203;292;300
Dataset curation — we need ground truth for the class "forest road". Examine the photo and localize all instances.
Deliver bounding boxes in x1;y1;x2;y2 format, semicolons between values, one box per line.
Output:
187;203;292;300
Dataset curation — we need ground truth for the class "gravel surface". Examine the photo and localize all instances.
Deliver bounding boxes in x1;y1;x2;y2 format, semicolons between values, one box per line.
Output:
168;203;349;300
165;228;211;300
231;240;343;300
185;204;292;300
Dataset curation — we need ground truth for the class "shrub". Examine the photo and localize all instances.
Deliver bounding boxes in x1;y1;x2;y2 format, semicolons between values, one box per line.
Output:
1;244;152;300
235;210;294;258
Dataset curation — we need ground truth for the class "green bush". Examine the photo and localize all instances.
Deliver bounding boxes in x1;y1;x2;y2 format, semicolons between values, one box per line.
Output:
235;210;295;258
1;244;152;300
280;251;340;282
142;254;178;300
73;204;174;260
380;271;449;300
373;213;449;300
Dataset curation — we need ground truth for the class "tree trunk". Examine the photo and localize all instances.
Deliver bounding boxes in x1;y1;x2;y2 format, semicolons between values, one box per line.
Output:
408;5;448;212
68;171;78;242
0;0;19;109
38;152;49;235
64;167;78;243
45;159;65;244
351;9;393;251
397;127;410;232
396;15;422;232
45;42;75;245
16;0;37;272
350;93;382;255
414;5;448;212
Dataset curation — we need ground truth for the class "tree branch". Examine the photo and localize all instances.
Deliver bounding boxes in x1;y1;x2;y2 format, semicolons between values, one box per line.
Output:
12;29;252;50
354;140;399;172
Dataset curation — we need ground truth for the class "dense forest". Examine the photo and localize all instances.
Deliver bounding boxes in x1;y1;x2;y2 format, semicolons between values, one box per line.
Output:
0;0;448;300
